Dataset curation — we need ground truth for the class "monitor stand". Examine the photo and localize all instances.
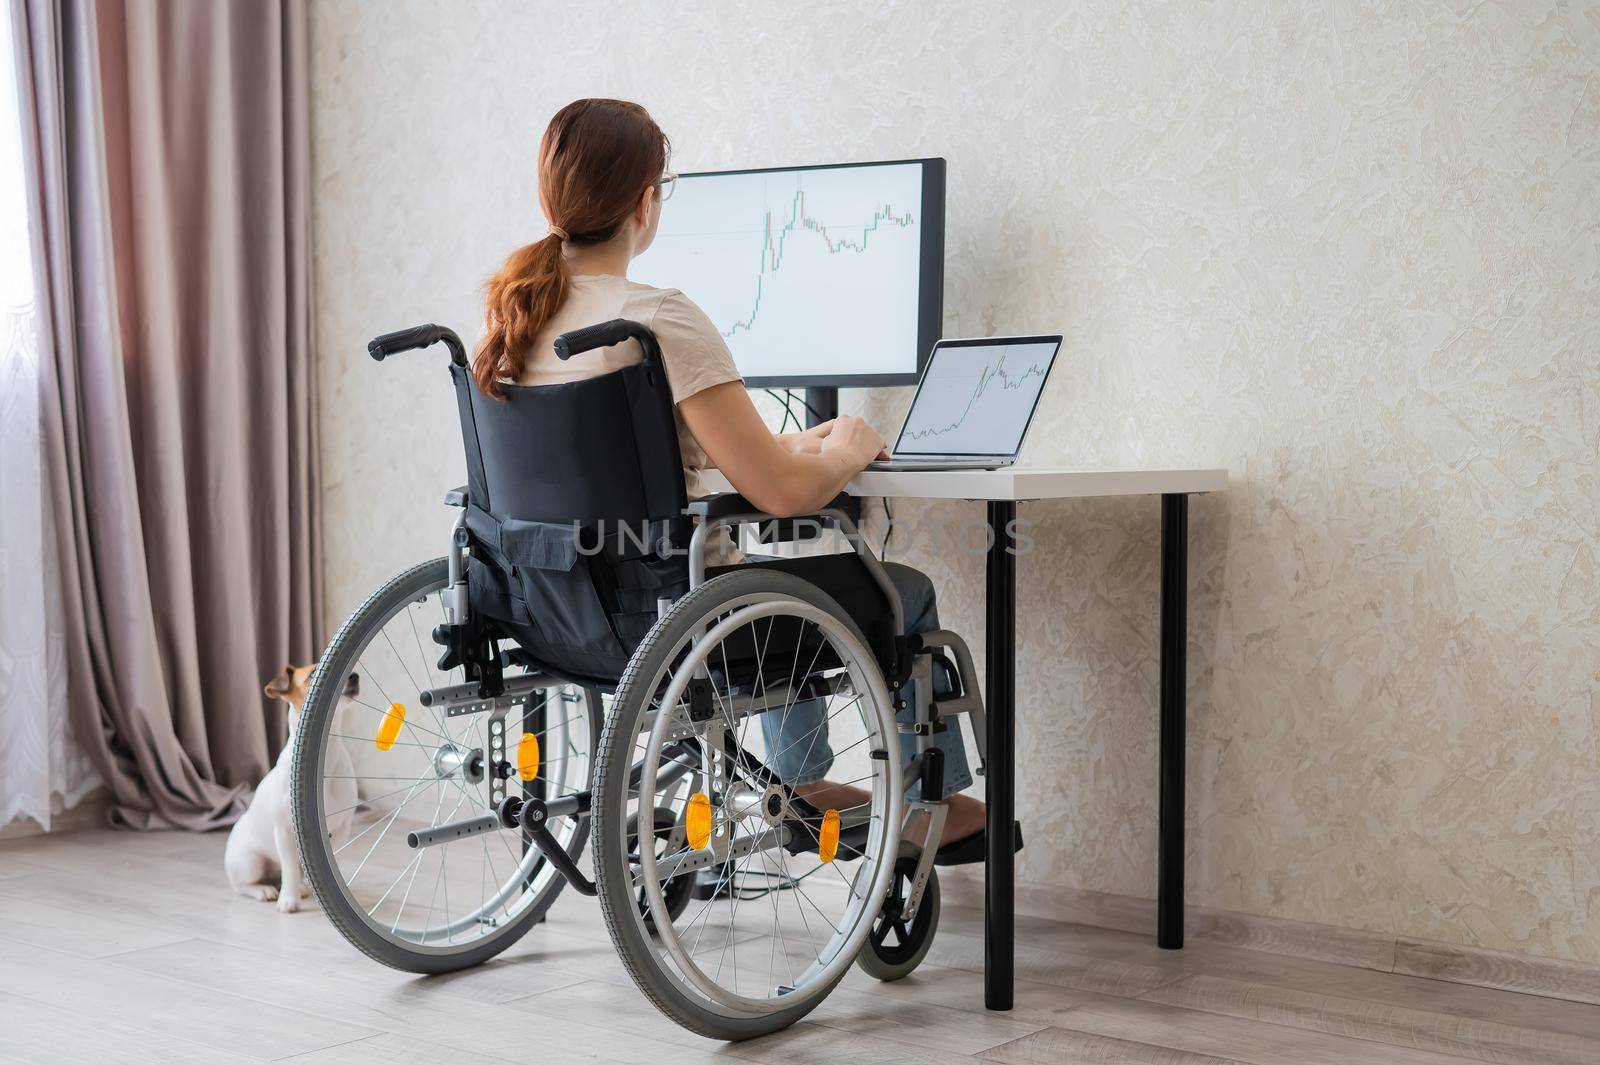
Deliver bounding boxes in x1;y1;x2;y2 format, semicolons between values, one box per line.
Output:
804;386;837;430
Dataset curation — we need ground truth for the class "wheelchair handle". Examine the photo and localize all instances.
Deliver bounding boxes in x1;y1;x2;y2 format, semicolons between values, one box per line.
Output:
368;323;467;367
553;318;655;361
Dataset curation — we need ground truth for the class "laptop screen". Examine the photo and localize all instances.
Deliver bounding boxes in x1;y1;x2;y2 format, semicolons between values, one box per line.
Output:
892;336;1062;457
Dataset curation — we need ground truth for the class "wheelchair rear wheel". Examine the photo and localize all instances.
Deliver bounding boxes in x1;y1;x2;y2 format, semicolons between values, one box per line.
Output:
292;557;599;973
593;569;902;1040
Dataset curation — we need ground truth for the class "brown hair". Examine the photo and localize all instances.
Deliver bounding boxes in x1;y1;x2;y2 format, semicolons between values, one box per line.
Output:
474;99;670;397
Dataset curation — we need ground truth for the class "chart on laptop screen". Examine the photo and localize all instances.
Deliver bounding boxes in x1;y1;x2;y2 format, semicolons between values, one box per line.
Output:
896;340;1059;456
632;162;926;381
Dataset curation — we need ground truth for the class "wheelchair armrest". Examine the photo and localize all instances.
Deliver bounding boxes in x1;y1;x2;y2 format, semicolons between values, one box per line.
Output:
443;485;469;508
686;492;759;521
686;492;854;523
687;492;859;545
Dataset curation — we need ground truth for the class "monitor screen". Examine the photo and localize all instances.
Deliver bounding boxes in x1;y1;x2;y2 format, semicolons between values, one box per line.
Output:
632;158;944;387
893;337;1062;457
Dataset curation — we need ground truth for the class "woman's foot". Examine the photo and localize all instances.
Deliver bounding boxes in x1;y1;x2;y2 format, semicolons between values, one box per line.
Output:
791;780;986;849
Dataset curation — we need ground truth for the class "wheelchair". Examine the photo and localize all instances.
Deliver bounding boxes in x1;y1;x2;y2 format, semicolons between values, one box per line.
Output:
289;318;991;1039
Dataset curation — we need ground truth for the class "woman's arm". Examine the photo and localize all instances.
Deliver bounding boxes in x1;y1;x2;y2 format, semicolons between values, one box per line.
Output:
678;384;882;517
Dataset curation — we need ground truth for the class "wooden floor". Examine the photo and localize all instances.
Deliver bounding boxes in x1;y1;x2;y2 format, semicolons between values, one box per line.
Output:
0;828;1594;1064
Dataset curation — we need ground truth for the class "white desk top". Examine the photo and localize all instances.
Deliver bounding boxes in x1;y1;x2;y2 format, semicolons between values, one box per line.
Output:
705;466;1227;502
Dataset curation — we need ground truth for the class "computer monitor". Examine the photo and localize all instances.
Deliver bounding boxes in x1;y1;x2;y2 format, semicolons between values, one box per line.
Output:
631;158;945;387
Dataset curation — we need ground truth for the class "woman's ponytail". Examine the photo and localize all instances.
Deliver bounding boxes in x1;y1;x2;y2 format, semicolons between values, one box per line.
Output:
472;99;669;398
474;234;568;398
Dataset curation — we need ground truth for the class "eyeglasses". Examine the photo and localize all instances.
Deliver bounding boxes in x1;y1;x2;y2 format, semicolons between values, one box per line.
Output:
654;172;677;202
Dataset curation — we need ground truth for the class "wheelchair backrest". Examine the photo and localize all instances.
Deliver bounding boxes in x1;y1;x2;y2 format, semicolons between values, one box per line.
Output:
448;339;693;687
450;359;686;523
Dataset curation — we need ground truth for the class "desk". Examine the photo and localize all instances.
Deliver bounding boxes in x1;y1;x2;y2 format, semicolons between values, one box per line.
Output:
709;465;1228;1009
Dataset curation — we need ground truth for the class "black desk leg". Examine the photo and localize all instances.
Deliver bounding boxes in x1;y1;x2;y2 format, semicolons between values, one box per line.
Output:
984;500;1017;1010
1158;493;1188;949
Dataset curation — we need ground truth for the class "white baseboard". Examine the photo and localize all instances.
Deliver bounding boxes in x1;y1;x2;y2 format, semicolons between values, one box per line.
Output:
937;869;1600;1006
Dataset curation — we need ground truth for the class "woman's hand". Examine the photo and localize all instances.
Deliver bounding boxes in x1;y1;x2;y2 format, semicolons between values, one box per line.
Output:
819;413;887;468
679;384;882;517
779;419;834;455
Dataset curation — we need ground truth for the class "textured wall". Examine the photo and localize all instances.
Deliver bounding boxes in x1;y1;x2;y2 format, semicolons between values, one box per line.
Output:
309;1;1600;962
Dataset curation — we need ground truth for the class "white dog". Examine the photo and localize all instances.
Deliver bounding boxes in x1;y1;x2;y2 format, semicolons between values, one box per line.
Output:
225;664;359;912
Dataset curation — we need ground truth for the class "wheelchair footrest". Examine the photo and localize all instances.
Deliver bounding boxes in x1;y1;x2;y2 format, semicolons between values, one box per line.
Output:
932;821;1024;867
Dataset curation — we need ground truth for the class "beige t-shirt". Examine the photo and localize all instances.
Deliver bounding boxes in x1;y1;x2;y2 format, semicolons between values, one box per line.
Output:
514;274;745;560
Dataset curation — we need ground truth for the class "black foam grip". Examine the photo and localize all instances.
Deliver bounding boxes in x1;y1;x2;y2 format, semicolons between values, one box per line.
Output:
553;318;633;360
368;323;444;361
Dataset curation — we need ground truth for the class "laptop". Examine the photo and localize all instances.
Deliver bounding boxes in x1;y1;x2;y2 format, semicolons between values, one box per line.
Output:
868;334;1063;471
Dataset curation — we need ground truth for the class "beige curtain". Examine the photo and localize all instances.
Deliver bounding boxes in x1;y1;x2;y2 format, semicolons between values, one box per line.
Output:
17;0;321;830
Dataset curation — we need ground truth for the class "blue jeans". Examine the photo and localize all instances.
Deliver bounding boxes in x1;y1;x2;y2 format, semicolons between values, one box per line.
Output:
753;558;974;799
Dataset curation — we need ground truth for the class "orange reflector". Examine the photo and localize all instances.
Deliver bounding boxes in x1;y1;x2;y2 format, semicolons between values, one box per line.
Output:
516;732;540;782
374;703;405;751
818;808;841;863
686;793;712;850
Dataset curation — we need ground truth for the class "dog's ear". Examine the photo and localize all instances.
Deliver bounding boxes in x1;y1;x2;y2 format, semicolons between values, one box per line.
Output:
263;665;294;701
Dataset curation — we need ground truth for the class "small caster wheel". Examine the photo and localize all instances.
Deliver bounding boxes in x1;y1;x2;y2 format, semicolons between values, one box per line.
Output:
857;841;939;980
627;806;694;931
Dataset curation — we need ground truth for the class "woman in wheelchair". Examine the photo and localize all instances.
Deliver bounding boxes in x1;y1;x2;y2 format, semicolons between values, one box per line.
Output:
475;98;991;861
291;99;1013;1040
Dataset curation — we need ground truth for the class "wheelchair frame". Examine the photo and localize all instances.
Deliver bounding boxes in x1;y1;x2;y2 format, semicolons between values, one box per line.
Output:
297;319;995;1031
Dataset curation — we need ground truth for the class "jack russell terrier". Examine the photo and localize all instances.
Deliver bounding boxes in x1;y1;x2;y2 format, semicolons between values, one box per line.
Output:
225;664;359;912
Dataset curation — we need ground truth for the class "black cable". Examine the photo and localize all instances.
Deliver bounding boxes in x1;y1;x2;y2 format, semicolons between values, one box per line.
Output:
762;388;834;434
763;388;803;435
785;391;804;434
788;389;826;424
